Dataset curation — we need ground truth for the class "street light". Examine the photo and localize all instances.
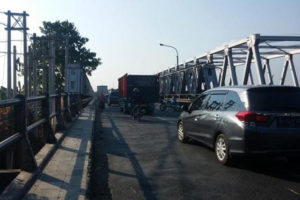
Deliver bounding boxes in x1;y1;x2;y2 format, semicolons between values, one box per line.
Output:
159;43;179;70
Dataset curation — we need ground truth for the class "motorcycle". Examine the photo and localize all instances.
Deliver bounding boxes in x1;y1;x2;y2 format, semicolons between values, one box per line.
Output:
132;104;145;121
159;99;181;112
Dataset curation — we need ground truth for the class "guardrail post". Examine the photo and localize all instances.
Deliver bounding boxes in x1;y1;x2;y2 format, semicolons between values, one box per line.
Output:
42;93;56;143
55;94;66;130
70;94;77;117
63;93;72;122
14;94;37;171
76;94;82;114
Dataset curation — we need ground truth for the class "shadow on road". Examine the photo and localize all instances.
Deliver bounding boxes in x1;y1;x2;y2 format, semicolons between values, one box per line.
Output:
106;115;158;200
188;139;300;184
89;105;157;200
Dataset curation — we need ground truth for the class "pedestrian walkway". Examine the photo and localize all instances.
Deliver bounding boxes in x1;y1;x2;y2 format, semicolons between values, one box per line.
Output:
24;102;95;200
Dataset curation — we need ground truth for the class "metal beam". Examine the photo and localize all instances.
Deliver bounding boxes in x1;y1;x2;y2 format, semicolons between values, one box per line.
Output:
252;44;266;84
219;56;228;86
280;59;289;85
242;48;253;85
288;55;299;87
249;69;254;85
227;49;238;85
260;35;300;42
263;59;273;85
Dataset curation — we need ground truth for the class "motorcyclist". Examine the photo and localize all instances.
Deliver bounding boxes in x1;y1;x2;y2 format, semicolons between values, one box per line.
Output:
170;96;177;105
131;88;142;120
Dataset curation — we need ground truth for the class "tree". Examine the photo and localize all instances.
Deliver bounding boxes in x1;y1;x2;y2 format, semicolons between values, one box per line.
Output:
38;20;101;92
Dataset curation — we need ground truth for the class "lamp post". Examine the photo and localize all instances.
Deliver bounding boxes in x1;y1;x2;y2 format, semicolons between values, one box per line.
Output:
159;43;179;70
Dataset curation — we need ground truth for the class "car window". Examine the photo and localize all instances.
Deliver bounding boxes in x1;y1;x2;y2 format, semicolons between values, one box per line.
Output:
204;93;226;111
190;94;209;111
248;87;300;112
223;91;245;111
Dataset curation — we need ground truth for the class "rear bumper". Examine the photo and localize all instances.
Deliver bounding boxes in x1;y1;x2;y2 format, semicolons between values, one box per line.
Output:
229;129;300;156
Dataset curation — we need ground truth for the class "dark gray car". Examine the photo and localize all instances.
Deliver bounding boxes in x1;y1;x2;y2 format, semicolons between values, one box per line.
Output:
178;86;300;165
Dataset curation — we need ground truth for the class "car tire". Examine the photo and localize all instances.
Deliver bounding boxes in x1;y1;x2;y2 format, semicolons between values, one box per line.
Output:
178;121;187;143
215;134;234;165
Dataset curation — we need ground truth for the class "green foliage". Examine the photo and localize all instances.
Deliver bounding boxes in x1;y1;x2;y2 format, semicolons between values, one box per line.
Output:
38;20;101;92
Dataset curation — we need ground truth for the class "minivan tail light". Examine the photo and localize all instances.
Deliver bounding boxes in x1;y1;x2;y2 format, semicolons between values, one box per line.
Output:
236;111;269;123
236;111;256;122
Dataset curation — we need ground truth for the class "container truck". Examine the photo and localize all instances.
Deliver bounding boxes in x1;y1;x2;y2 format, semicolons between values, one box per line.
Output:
118;74;159;114
97;85;108;96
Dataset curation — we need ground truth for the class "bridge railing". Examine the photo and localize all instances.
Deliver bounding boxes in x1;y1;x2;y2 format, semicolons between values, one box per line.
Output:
0;93;91;171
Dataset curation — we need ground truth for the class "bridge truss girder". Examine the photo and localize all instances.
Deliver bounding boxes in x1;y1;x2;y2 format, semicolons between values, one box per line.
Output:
159;34;300;97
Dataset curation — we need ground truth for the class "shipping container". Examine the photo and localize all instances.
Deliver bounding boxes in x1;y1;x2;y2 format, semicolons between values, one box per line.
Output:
118;74;159;114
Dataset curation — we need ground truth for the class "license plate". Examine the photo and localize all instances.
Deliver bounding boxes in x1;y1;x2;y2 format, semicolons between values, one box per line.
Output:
277;117;297;128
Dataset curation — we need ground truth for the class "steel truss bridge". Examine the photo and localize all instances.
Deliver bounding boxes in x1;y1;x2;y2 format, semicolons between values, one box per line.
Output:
159;34;300;100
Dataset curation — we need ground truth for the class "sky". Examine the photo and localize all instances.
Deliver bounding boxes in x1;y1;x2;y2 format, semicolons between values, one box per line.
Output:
0;0;300;90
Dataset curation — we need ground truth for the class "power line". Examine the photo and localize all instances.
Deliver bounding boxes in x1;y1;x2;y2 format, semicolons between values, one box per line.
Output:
0;51;25;55
0;40;31;43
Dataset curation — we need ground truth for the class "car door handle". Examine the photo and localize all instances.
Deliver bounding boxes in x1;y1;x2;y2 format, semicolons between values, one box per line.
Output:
215;114;220;120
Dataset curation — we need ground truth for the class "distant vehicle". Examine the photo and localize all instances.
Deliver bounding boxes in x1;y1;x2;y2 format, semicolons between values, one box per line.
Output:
178;86;300;165
108;89;119;106
118;74;159;114
97;85;108;96
160;97;181;112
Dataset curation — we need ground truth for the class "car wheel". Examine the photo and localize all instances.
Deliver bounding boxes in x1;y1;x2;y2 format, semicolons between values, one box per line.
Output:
178;121;187;143
215;134;233;165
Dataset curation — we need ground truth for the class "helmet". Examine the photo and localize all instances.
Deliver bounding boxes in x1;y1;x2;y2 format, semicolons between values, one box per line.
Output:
133;88;140;93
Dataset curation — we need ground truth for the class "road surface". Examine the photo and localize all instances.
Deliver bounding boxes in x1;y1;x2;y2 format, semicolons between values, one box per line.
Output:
89;105;300;200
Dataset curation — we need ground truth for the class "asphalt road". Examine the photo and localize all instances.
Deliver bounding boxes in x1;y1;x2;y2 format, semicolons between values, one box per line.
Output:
89;105;300;200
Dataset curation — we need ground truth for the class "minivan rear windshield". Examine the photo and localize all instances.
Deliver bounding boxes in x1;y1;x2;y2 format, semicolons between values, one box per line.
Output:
248;87;300;112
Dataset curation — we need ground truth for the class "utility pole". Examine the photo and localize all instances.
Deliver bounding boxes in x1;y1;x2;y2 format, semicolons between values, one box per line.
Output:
32;33;37;97
28;47;32;96
49;40;55;94
13;46;17;96
23;11;29;97
5;10;29;97
6;10;12;98
65;37;69;93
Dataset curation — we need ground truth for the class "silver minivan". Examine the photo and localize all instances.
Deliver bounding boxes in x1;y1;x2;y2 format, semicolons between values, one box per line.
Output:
178;86;300;165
